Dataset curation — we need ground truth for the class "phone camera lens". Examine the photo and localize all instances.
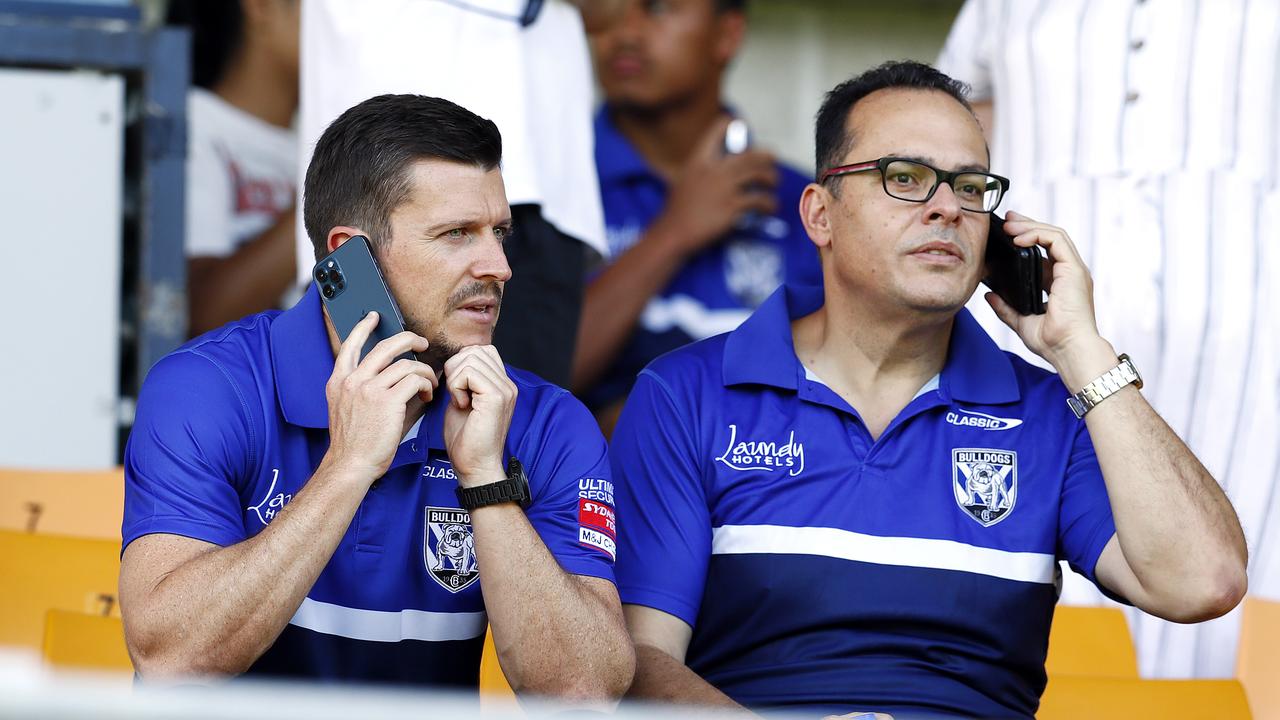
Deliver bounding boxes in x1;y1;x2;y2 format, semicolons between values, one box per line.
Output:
330;269;346;284
322;284;335;299
335;281;345;290
314;269;327;282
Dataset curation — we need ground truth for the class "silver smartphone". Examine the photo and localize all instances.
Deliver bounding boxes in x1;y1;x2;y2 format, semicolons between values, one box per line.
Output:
312;235;414;362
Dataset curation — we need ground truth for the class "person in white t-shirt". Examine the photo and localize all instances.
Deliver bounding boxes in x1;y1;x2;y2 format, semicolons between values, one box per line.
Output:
169;0;301;337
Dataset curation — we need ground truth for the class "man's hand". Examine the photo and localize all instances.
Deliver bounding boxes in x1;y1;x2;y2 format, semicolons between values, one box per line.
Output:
985;210;1118;390
443;345;517;487
655;116;779;256
324;312;436;482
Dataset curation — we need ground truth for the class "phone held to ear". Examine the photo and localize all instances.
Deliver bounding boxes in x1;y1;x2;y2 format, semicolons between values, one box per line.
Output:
982;213;1046;315
313;235;415;362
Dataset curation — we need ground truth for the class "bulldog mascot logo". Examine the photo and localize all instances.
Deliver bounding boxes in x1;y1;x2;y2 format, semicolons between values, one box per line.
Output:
425;507;479;592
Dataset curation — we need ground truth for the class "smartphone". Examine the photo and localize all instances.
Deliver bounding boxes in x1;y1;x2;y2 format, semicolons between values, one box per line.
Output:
312;235;414;362
723;117;752;155
982;213;1046;315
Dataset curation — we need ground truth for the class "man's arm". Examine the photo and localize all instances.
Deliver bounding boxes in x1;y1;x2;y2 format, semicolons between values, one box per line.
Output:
624;604;745;709
570;118;778;394
121;314;437;677
987;211;1248;623
188;208;297;336
442;346;634;702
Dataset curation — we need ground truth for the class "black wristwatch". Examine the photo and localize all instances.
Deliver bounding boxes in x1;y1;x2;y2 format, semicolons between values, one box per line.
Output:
455;457;530;511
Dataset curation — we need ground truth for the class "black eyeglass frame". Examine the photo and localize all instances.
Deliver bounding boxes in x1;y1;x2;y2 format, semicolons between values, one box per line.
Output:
819;156;1011;213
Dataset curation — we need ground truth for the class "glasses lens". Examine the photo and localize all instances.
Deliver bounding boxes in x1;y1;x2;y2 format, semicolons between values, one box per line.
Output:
882;160;937;202
954;172;1003;212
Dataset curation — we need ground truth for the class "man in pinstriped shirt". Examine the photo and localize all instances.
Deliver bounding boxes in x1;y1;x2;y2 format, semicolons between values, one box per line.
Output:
939;0;1280;679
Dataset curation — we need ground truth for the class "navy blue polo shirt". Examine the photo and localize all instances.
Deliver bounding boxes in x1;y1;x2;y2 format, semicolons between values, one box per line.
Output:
123;286;616;687
587;107;823;411
610;284;1119;719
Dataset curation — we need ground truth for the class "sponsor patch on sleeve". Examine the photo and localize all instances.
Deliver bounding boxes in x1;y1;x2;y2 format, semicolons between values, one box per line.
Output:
579;526;617;562
576;488;617;561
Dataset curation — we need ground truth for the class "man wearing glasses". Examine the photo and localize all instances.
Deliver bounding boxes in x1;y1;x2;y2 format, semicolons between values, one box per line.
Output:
609;61;1247;718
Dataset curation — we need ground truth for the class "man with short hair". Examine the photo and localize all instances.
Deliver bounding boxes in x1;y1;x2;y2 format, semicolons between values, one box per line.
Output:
119;94;634;699
610;61;1247;717
574;0;821;432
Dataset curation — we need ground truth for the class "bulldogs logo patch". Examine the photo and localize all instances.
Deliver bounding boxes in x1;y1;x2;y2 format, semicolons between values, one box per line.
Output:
424;507;479;593
952;448;1018;527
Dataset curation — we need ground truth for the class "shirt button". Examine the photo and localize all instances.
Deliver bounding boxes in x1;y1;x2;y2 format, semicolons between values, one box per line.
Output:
1125;90;1140;103
1130;39;1145;50
411;442;418;453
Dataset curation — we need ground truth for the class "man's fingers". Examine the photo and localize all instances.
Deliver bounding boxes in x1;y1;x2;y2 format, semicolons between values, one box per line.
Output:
985;291;1021;331
334;311;380;375
350;331;430;381
375;357;439;392
390;372;436;407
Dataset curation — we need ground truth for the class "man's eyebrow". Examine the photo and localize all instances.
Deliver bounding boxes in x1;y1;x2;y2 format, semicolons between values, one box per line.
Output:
894;154;990;173
424;217;514;235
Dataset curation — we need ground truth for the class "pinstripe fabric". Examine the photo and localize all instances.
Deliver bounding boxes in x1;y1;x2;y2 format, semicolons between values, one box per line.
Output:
939;0;1280;679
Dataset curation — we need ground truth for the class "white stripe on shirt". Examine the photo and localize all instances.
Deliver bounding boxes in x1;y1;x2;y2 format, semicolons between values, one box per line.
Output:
711;524;1057;585
289;597;487;643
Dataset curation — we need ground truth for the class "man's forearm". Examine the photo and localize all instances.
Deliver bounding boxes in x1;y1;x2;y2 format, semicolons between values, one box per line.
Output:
1062;340;1247;619
469;502;633;702
124;459;369;677
629;644;745;709
188;210;297;336
571;217;694;393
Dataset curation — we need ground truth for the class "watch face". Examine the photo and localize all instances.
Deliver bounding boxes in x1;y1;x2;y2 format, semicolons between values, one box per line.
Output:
509;458;531;505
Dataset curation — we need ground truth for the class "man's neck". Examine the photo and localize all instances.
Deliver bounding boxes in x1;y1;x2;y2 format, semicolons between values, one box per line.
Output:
792;286;954;430
609;90;724;180
214;48;297;130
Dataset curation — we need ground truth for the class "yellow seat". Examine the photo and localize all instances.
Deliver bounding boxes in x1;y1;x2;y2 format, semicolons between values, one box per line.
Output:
42;609;132;672
479;625;519;711
0;466;124;540
0;530;121;649
1039;676;1252;719
1239;596;1280;720
1045;605;1138;678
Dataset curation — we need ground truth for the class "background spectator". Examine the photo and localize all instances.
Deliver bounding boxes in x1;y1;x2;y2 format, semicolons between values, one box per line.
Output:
937;0;1280;678
574;0;822;433
168;0;301;337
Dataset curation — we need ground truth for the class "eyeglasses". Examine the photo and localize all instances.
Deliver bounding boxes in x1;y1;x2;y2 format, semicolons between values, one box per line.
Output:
820;157;1010;213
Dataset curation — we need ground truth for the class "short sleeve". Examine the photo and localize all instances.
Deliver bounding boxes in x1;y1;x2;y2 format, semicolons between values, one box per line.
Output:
122;351;255;551
1057;421;1120;593
936;0;996;102
185;101;236;259
519;390;618;583
610;369;710;627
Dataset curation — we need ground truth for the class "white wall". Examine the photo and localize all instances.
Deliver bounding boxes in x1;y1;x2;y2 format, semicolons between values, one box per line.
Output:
726;0;964;175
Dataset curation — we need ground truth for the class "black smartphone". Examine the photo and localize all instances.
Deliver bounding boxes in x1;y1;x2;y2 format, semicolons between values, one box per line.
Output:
982;213;1045;315
313;235;414;362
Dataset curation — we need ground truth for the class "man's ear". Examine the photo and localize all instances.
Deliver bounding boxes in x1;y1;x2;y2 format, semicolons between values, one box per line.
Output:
799;183;833;250
325;226;365;255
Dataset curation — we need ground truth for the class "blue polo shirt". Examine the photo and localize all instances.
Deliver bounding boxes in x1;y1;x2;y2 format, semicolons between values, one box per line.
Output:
610;284;1119;719
123;286;616;687
587;107;823;411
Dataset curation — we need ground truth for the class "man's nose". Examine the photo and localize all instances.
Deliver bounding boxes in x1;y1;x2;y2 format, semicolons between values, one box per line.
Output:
473;231;512;282
924;180;964;224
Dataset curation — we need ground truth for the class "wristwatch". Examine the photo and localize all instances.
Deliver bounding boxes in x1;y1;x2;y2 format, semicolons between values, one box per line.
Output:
1067;354;1143;419
455;457;530;511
